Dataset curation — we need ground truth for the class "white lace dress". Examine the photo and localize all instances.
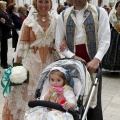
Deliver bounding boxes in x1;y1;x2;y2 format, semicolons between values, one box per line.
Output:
2;13;59;120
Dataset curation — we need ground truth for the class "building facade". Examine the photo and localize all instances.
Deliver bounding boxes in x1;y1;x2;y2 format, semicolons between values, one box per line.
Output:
3;0;117;8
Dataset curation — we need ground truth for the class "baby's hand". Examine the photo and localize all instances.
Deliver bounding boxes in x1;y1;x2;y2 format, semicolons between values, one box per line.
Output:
64;102;74;110
48;86;58;95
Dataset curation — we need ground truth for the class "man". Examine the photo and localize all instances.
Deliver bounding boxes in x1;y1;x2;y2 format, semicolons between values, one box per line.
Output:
55;0;110;120
64;0;74;10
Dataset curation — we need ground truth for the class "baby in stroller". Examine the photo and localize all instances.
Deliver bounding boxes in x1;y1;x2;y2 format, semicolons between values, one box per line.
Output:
25;66;76;120
25;59;99;120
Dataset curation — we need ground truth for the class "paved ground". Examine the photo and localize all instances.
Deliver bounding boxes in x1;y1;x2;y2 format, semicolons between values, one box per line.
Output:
0;39;120;120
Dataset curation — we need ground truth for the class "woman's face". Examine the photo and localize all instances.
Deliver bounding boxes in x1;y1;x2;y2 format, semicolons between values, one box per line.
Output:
22;8;27;15
116;3;120;15
37;0;51;16
13;6;18;13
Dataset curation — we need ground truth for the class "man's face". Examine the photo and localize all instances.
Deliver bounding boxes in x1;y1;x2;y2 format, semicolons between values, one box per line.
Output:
74;0;87;5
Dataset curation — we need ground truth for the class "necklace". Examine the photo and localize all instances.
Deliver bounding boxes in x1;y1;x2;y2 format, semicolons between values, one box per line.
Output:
42;17;46;22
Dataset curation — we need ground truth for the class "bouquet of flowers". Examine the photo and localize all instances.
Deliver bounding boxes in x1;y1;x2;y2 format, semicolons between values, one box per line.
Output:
1;63;29;97
10;63;29;86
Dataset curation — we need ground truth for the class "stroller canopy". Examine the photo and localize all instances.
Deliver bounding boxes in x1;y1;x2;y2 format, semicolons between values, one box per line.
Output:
35;59;89;99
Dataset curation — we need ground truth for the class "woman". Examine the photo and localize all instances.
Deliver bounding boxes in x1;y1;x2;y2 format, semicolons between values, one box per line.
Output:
7;3;22;50
102;1;120;72
0;1;14;69
2;0;59;120
18;6;27;22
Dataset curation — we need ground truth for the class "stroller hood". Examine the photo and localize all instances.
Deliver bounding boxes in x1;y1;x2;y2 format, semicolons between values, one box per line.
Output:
35;59;88;99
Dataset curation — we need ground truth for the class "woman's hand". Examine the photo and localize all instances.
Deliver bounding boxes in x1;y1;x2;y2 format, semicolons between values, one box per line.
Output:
86;58;100;73
73;55;86;64
0;18;5;24
49;47;56;54
60;40;68;52
16;56;22;63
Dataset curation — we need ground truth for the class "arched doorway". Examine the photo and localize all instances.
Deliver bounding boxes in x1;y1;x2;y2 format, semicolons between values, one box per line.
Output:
2;0;14;4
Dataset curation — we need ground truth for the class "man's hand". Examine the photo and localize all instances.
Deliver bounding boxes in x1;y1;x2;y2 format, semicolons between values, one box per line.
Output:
73;55;86;64
86;58;100;73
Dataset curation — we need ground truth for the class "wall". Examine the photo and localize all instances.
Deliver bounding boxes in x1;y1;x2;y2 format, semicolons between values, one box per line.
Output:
14;0;100;7
14;0;117;8
90;0;98;6
14;0;33;6
101;0;116;7
102;0;111;6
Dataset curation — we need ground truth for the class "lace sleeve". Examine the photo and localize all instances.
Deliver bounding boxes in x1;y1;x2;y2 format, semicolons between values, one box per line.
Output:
16;24;30;59
17;43;30;58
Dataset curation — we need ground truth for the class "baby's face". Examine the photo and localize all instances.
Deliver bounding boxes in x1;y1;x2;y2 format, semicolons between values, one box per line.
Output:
49;74;64;87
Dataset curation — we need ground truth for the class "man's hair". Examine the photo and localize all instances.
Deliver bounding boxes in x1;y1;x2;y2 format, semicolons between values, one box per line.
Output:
24;3;29;8
64;2;68;6
7;3;16;14
103;5;107;8
57;5;65;14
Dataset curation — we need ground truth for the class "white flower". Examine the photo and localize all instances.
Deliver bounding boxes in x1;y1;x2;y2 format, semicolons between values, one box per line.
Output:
10;66;27;84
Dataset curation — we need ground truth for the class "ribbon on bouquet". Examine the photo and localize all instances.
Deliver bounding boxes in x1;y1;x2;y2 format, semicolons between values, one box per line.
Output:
1;67;12;97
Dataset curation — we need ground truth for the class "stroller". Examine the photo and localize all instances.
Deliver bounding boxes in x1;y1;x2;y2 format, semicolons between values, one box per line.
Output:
28;59;102;120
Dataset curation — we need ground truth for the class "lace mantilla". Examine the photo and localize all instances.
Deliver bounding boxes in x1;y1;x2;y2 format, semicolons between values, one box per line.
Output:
25;13;56;47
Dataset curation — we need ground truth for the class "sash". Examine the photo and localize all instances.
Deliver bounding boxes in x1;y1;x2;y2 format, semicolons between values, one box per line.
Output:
83;7;97;59
63;5;98;59
65;9;76;53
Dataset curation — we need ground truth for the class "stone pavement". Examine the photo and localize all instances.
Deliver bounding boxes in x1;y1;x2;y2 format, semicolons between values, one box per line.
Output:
0;38;120;120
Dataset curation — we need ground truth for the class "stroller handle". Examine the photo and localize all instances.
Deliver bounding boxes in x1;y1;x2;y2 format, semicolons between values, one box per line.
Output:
28;100;66;112
96;63;102;79
96;68;102;79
